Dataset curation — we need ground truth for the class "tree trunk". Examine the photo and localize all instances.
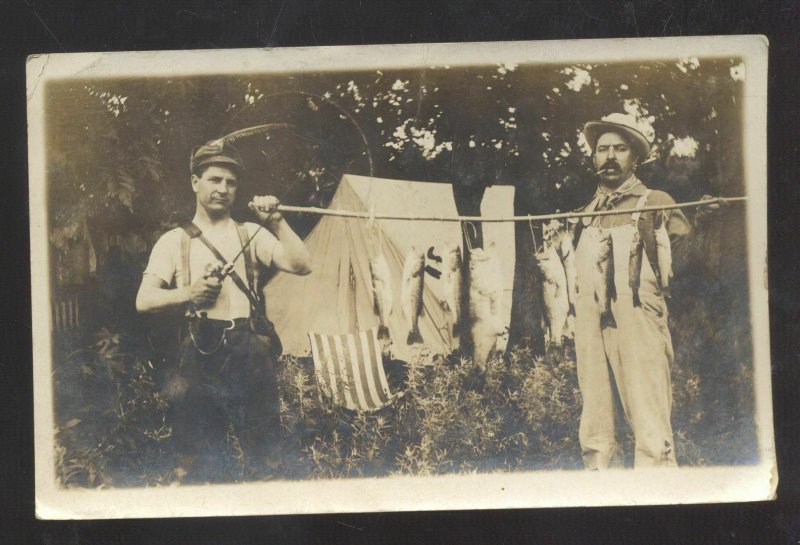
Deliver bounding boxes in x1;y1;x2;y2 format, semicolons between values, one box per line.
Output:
508;177;546;356
452;182;487;355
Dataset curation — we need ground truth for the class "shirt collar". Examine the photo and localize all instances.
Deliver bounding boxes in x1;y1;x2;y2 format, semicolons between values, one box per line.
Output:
581;176;648;221
596;175;645;198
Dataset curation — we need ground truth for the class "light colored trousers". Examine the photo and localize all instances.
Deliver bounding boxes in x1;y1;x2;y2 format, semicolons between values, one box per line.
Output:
573;224;677;469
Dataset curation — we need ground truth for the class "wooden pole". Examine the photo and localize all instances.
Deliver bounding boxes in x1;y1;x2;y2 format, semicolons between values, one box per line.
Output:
276;196;747;223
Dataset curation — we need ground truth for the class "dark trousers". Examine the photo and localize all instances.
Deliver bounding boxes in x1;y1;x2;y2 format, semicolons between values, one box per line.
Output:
169;321;281;481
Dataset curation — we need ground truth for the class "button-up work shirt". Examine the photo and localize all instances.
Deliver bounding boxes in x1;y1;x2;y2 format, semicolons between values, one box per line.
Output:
572;176;697;276
581;176;692;234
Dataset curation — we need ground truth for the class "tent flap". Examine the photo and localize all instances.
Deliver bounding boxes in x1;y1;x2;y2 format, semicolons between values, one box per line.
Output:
264;174;515;361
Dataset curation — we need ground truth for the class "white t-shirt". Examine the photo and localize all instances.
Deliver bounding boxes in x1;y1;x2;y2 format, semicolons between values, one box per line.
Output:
144;220;278;320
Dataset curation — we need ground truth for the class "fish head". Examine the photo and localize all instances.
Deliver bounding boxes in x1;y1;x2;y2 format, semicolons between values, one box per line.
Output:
468;248;488;270
468;246;502;291
469;242;495;263
404;246;425;275
655;224;670;245
369;255;389;280
543;219;563;243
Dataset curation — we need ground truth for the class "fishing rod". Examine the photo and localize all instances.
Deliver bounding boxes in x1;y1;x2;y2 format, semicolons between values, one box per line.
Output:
204;91;377;279
199;123;297;280
209;193;745;280
210;201;276;279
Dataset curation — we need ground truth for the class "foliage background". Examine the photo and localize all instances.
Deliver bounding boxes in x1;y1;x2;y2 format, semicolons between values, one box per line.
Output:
45;56;757;486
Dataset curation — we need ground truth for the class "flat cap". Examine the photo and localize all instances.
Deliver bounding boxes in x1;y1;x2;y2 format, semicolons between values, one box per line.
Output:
190;139;245;174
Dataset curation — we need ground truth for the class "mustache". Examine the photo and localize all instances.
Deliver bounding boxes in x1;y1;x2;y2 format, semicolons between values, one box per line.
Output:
601;160;620;170
596;161;620;175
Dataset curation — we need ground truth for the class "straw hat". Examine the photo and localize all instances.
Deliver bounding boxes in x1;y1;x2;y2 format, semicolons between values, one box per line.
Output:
583;113;651;160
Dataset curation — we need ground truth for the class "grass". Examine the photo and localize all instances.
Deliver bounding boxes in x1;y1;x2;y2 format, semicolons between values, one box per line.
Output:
51;320;758;487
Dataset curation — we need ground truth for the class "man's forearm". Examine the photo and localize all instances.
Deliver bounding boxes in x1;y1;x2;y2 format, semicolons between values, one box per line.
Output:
136;285;191;314
268;219;312;274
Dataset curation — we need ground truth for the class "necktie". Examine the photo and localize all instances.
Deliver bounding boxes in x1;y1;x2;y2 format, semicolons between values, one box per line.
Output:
590;193;611;227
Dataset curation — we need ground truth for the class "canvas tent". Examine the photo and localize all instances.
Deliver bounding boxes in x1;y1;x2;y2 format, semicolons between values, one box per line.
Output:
264;174;516;361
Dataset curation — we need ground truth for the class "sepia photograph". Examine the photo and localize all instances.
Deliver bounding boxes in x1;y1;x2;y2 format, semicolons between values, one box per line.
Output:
28;36;773;518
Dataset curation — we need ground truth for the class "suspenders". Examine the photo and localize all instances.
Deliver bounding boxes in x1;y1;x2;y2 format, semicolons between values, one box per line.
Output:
176;221;283;357
572;188;665;292
630;190;652;225
177;222;261;313
180;230;192;289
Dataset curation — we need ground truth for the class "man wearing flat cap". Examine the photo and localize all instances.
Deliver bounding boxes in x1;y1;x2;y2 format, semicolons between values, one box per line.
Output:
136;139;311;481
570;113;718;469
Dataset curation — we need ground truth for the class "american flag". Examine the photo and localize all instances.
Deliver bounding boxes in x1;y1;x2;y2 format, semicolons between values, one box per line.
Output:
308;328;393;411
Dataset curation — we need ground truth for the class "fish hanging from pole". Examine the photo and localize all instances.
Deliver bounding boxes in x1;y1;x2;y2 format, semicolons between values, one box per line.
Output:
468;243;505;373
401;247;426;345
555;225;577;317
442;243;463;335
594;229;616;326
369;253;393;341
535;241;570;348
655;222;673;298
629;228;645;307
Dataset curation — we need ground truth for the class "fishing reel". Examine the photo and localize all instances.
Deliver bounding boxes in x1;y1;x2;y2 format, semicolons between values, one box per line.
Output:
202;261;235;281
184;261;234;320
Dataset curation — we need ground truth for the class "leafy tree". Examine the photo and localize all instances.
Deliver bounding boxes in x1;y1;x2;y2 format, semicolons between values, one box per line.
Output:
48;56;746;356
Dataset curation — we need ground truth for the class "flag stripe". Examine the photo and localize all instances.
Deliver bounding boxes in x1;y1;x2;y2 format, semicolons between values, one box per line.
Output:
332;334;356;410
309;333;321;389
309;334;323;394
327;334;345;403
361;329;389;405
309;333;330;402
335;335;359;410
308;328;392;411
317;335;342;403
367;329;391;403
318;333;341;405
343;333;370;410
336;334;356;409
351;332;380;409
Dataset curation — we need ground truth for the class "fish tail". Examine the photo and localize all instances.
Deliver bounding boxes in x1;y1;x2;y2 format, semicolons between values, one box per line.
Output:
377;325;390;340
600;311;617;329
407;327;423;345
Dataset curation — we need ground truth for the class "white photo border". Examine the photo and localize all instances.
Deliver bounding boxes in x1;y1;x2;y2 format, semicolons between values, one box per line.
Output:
28;35;774;519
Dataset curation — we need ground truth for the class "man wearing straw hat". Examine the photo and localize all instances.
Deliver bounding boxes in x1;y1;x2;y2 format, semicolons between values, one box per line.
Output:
136;139;311;481
572;113;718;469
